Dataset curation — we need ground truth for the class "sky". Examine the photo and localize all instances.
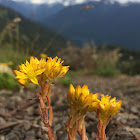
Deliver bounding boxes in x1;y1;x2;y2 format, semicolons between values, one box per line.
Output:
12;0;140;5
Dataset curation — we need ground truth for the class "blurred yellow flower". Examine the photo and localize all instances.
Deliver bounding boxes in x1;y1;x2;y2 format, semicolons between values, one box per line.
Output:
98;94;122;126
8;61;13;66
44;56;69;81
14;56;46;86
0;61;13;66
0;63;8;66
40;53;48;59
67;84;99;127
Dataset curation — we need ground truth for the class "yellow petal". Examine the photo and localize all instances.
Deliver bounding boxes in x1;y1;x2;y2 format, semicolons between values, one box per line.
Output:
115;100;122;110
99;103;105;111
75;85;81;99
35;68;46;76
68;84;75;104
19;64;28;73
25;60;30;67
58;66;69;78
81;85;89;96
83;93;93;108
30;77;39;85
54;65;61;77
18;79;29;87
14;70;28;79
76;93;85;110
92;93;99;101
88;102;99;112
110;97;116;103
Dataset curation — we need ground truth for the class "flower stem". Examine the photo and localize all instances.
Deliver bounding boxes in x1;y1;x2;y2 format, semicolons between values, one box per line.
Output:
77;117;88;140
96;120;106;140
65;119;77;140
36;93;55;140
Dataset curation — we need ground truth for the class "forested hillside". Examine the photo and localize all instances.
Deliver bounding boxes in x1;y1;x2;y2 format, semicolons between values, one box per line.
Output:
0;6;67;56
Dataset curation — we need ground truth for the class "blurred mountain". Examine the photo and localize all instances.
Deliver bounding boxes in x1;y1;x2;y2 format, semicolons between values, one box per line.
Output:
0;0;65;22
0;5;67;55
45;1;140;50
0;0;140;50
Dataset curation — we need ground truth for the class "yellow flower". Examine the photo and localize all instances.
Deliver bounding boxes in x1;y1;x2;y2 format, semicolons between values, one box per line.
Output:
67;84;99;127
14;56;69;86
8;61;13;66
44;56;69;81
40;53;48;59
14;56;46;86
98;94;122;126
0;63;8;66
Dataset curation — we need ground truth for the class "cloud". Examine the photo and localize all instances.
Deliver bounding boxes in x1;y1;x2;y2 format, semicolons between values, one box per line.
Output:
12;0;45;4
30;0;44;4
115;0;140;4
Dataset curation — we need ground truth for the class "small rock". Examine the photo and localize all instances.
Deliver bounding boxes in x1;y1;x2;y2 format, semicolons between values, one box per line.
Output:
0;136;5;140
11;96;23;103
91;131;96;138
128;114;139;120
119;128;134;137
54;124;61;131
121;119;127;124
0;90;12;96
106;137;109;140
5;133;18;140
133;128;140;135
0;117;6;124
24;136;36;140
24;121;31;130
130;106;138;114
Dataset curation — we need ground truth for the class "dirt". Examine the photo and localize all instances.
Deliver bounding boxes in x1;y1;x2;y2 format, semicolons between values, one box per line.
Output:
0;74;140;140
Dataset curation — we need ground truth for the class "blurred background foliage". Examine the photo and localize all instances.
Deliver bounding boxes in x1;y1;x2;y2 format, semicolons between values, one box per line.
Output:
0;5;140;90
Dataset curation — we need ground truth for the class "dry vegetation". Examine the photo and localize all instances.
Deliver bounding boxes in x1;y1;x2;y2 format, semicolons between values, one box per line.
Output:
58;42;121;76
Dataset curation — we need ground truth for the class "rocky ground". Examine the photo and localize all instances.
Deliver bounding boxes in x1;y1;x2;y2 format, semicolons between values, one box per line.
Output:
0;74;140;140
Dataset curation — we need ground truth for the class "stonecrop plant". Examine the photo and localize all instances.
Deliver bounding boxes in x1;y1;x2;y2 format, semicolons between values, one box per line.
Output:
66;84;99;140
14;56;122;140
14;56;69;140
96;95;122;140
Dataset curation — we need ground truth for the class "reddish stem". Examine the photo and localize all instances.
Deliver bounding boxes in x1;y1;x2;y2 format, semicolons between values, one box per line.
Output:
77;117;88;140
65;118;77;140
36;93;55;140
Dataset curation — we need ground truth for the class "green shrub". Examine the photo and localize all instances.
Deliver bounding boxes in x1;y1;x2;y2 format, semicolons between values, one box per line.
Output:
0;44;30;70
120;60;140;76
92;62;120;76
0;72;20;90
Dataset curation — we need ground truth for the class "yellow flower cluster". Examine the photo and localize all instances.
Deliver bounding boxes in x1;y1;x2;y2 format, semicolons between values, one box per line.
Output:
98;94;122;126
14;56;69;86
67;84;99;127
67;84;122;127
68;84;99;113
44;57;69;81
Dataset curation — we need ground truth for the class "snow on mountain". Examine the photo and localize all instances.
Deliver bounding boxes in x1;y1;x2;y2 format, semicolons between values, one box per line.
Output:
11;0;100;6
11;0;140;6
